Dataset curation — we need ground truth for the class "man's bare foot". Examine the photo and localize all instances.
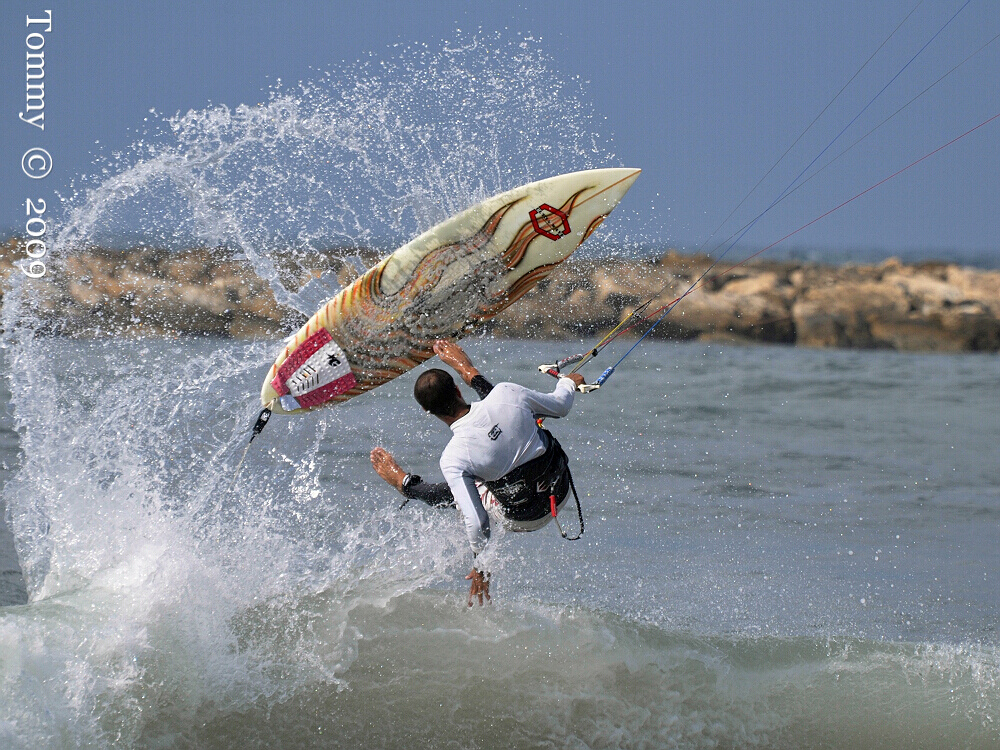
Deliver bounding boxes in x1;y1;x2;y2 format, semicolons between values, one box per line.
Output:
370;447;406;492
433;339;479;384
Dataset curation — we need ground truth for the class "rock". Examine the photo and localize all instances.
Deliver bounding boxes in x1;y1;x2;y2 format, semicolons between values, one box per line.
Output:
0;241;997;352
719;272;780;297
793;281;909;348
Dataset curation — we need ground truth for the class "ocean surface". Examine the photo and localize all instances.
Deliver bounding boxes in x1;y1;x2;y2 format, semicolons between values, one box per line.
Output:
0;335;997;749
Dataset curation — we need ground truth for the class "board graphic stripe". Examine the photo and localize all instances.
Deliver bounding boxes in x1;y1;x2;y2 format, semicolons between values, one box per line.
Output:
577;169;641;208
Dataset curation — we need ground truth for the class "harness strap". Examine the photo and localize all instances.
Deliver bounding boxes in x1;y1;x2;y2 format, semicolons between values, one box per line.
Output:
551;466;584;541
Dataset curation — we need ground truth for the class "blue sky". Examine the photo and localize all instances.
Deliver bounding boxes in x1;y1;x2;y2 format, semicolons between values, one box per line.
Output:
3;1;998;262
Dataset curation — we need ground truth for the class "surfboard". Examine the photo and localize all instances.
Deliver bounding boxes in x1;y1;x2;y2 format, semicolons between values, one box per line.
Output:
261;167;641;414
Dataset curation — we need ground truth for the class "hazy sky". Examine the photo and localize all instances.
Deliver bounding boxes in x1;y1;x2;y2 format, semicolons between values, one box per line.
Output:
3;1;998;261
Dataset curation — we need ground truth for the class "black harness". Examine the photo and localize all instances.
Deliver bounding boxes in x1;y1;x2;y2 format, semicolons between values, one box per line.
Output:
398;372;586;539
483;429;583;539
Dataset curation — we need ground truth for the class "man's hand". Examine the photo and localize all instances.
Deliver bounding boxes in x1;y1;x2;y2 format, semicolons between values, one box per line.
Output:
434;339;480;385
466;567;491;607
563;373;586;388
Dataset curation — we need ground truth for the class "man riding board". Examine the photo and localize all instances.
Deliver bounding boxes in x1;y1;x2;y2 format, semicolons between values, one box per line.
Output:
371;339;585;606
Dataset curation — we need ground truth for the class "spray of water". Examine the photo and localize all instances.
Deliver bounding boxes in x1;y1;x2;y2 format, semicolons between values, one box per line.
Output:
0;32;622;746
50;31;611;318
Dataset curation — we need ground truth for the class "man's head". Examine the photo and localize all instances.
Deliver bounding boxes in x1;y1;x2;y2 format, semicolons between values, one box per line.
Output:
414;368;465;418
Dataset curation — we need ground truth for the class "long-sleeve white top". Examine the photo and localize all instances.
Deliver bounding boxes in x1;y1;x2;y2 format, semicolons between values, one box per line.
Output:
439;377;577;553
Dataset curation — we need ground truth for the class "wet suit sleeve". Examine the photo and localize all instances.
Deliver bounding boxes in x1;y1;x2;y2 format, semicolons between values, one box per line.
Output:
401;476;455;508
470;374;493;400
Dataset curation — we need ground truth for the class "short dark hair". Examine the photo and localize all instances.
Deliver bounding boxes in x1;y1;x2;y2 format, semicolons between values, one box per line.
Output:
414;368;462;417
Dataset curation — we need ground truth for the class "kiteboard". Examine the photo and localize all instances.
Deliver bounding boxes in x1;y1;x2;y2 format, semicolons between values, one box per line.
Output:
261;167;641;415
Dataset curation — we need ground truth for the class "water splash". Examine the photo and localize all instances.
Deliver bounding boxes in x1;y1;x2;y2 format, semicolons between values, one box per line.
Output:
50;31;612;319
0;33;619;747
7;27;616;588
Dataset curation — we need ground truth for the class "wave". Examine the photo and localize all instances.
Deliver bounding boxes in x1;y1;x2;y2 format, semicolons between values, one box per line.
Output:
2;579;997;749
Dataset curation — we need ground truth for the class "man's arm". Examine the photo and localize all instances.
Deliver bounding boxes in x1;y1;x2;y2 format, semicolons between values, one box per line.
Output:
371;448;456;507
441;452;494;606
469;374;493;400
518;376;582;419
441;461;491;554
435;339;493;398
434;340;484;387
401;476;456;507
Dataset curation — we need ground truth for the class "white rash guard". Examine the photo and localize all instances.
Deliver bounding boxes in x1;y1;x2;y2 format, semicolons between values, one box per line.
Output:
439;377;577;553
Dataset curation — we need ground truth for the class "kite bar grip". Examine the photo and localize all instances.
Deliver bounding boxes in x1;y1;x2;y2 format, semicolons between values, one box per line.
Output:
556;353;587;369
541;364;599;394
538;352;588;376
541;362;611;393
594;366;615;387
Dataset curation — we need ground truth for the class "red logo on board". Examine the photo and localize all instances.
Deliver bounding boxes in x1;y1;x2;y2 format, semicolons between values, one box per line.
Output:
529;204;571;240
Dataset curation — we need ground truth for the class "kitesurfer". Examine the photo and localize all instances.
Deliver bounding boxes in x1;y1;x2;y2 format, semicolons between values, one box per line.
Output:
370;339;584;606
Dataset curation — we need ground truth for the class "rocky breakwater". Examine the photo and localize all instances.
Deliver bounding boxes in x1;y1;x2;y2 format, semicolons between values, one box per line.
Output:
488;251;1000;352
0;240;330;338
1;240;997;352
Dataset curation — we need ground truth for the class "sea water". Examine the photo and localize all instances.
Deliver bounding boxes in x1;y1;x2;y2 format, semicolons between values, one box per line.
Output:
2;30;998;749
0;336;997;749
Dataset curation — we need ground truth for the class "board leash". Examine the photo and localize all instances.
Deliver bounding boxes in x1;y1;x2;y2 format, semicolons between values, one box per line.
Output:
229;404;273;493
